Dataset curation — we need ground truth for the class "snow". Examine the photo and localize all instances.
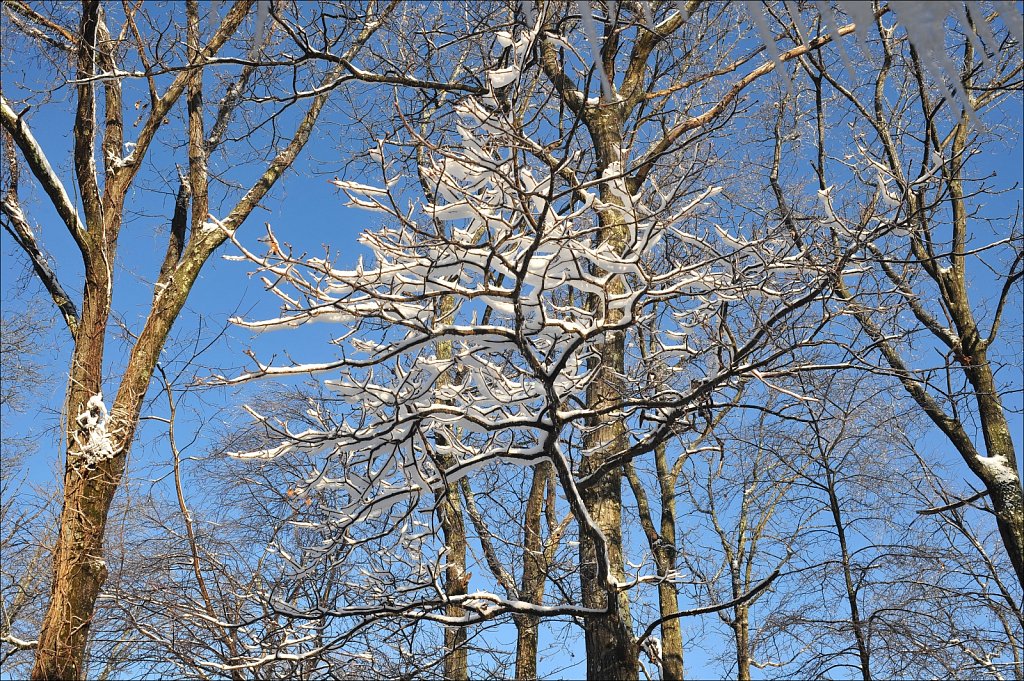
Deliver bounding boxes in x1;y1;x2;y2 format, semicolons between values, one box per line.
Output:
71;393;117;466
488;67;519;89
977;455;1019;484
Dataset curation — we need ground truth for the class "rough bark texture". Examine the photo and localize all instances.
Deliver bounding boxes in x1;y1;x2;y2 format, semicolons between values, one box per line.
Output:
578;105;638;681
439;488;469;680
31;8;127;673
436;294;469;681
732;604;751;681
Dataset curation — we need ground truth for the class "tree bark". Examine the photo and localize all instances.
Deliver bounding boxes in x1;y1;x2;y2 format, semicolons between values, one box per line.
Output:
439;486;469;680
654;443;684;681
436;293;469;681
514;463;550;680
578;105;638;681
733;605;751;681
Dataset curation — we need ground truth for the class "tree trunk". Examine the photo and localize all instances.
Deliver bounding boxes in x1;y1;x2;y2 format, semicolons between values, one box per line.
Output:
514;616;540;681
31;213;119;680
579;463;636;681
31;461;118;680
963;352;1024;588
577;105;638;681
515;463;550;680
578;304;636;680
436;293;469;681
11;1;358;675
654;443;684;681
439;485;469;680
826;474;871;681
733;605;751;681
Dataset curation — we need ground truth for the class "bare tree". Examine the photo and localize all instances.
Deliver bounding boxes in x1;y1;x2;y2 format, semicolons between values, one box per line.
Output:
0;273;57;674
749;367;1022;680
788;2;1024;585
2;2;1019;678
675;401;806;681
0;461;57;676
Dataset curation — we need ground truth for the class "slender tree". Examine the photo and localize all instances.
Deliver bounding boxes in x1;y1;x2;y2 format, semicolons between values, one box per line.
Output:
0;1;416;676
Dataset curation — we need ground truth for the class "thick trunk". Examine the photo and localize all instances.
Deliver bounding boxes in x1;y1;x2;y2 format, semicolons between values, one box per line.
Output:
988;476;1024;589
439;486;469;680
577;106;637;681
31;462;118;680
579;322;634;680
21;3;324;675
579;462;636;681
579;318;634;680
514;616;540;681
32;203;204;679
657;579;684;680
31;243;117;680
964;353;1024;588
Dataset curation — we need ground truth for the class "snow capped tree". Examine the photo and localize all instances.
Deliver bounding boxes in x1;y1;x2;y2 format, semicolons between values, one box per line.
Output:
224;7;879;677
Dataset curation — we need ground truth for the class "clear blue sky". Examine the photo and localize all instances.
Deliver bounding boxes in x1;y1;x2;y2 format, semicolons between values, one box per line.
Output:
2;4;1022;679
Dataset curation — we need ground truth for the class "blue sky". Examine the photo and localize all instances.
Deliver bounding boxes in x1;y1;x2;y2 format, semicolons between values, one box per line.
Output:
2;4;1023;679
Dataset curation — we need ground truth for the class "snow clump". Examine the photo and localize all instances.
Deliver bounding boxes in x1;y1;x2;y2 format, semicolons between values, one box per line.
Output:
72;393;117;466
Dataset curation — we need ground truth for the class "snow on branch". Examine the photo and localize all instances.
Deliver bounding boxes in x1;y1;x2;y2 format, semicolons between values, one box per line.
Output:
222;14;852;643
548;0;1023;116
70;393;118;466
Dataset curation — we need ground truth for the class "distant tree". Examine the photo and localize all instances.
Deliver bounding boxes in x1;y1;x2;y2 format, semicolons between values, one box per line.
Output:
674;401;806;681
752;368;1022;680
0;269;56;674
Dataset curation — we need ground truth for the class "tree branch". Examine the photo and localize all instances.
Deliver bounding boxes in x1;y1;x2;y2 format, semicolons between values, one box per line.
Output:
458;478;518;598
0;198;80;340
0;97;88;253
114;0;254;188
633;16;870;184
73;0;102;229
917;489;989;516
1;129;80;339
2;0;78;46
635;566;782;649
